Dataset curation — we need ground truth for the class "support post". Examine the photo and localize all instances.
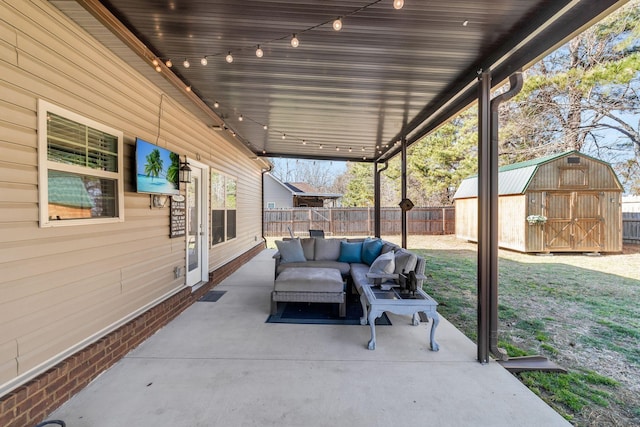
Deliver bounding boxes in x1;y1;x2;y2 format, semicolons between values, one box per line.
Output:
477;71;492;364
401;137;408;249
374;161;388;238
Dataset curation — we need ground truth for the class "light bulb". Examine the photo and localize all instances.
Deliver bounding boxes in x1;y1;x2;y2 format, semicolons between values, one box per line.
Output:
214;101;219;108
165;59;173;67
263;124;268;130
256;45;264;58
349;147;352;152
333;18;342;31
226;52;233;63
238;115;243;121
155;65;162;72
336;146;340;151
319;144;323;149
183;58;190;68
186;86;192;92
393;0;404;9
282;134;286;140
200;57;208;66
302;140;306;145
291;34;299;48
152;59;159;67
361;147;365;151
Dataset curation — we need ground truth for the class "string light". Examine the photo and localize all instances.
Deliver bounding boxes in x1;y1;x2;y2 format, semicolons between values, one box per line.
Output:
238;115;243;121
160;0;407;154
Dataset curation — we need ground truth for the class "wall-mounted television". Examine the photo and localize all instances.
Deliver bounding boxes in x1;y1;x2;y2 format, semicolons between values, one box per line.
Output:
135;138;180;195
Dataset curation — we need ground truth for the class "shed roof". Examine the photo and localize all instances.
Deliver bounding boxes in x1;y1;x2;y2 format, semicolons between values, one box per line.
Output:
453;151;617;199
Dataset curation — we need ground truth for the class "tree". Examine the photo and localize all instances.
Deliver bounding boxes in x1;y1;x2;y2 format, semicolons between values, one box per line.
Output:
407;107;479;205
166;152;180;184
144;149;163;181
338;162;374;207
499;0;640;189
269;158;341;191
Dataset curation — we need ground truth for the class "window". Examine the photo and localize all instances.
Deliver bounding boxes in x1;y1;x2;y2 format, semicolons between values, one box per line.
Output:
211;170;237;245
38;100;124;227
267;202;276;209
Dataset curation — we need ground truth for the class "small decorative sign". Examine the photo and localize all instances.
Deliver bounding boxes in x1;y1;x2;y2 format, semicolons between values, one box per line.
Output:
170;195;186;238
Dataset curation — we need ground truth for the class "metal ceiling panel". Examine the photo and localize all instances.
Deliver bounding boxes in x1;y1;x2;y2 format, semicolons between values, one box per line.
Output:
64;0;625;162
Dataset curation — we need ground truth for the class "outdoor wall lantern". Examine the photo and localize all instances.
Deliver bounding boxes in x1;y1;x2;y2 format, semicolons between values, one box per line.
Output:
179;158;192;183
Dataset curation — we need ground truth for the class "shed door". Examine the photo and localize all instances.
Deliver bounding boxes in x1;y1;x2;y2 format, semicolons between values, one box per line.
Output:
544;192;603;252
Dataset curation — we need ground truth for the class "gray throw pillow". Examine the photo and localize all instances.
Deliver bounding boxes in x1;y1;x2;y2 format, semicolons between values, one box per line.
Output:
314;238;343;261
275;239;306;264
394;249;417;274
300;238;315;260
368;251;395;275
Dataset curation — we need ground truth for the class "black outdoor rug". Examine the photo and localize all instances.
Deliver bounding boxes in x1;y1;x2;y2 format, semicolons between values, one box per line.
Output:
198;290;226;302
266;292;391;326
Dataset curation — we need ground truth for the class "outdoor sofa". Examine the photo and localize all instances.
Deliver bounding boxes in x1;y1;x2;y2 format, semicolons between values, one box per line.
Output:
271;237;427;316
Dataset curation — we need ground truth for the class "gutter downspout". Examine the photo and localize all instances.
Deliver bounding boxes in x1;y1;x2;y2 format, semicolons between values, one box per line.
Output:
488;72;523;360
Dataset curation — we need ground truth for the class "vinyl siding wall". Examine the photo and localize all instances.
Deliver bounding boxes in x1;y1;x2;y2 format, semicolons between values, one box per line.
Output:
0;0;263;393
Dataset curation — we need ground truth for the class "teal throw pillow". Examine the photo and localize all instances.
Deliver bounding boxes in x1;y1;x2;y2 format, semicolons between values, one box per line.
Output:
361;237;383;265
275;239;306;264
338;241;363;263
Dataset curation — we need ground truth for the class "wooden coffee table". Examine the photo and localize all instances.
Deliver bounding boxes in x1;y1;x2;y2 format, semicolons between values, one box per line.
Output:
360;284;440;351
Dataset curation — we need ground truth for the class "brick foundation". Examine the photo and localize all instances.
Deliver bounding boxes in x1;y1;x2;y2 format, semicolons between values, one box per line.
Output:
0;243;265;427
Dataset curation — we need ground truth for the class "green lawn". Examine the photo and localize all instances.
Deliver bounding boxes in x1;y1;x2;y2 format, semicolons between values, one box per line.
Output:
408;235;640;426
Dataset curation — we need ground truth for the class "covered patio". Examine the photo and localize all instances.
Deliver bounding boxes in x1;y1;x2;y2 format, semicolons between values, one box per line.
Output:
48;249;569;426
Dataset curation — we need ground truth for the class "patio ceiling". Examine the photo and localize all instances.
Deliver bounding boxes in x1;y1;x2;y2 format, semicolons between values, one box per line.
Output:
63;0;624;162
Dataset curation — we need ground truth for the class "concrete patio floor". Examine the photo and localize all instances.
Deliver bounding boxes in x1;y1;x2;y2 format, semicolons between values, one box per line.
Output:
48;249;570;427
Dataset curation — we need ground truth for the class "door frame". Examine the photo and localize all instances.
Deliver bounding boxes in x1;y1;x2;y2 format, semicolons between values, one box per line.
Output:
185;159;209;288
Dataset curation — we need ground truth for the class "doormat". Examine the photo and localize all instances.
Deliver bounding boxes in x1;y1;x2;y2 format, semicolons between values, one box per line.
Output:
198;290;226;302
266;293;391;326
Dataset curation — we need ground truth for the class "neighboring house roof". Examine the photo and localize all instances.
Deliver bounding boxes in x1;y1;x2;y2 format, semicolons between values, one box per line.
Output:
48;172;94;208
453;150;619;199
284;182;342;199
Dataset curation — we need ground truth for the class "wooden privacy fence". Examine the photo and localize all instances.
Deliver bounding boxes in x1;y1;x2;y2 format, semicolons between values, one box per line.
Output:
623;212;640;244
264;207;455;237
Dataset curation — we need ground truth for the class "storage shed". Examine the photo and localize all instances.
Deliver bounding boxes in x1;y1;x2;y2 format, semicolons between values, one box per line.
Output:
453;151;623;253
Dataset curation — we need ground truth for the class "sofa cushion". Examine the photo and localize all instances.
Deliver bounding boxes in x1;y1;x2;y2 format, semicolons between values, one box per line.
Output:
361;237;383;265
277;261;351;276
275;239;306;263
394;249;417;274
300;238;315;260
338;241;363;263
314;238;344;261
274;267;343;293
369;251;396;275
381;242;398;254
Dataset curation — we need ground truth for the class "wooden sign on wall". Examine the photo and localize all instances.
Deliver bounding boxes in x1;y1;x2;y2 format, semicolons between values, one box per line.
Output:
170;195;186;238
